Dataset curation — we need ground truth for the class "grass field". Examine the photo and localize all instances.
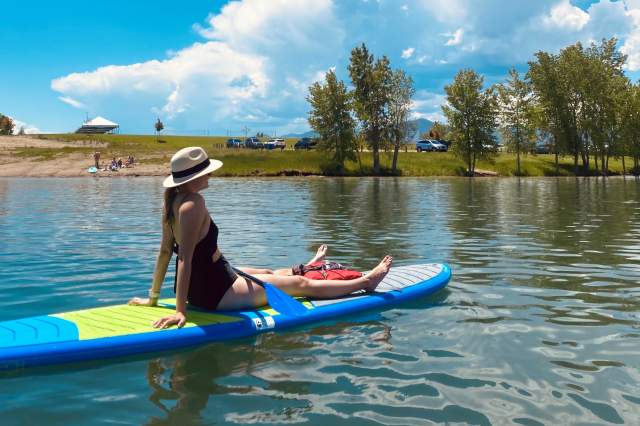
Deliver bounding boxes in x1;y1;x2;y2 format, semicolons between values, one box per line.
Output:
19;133;635;177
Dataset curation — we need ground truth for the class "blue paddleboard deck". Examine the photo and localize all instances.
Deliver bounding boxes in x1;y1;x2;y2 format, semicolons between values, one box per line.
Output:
0;264;450;370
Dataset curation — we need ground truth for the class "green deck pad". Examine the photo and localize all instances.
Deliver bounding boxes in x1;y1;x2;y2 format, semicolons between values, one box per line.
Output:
156;298;315;317
52;302;242;340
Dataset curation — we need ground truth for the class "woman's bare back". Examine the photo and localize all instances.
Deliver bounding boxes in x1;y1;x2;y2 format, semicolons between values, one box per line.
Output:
171;192;211;247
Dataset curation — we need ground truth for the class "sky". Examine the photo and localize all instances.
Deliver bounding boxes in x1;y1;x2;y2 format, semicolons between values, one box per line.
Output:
2;0;640;136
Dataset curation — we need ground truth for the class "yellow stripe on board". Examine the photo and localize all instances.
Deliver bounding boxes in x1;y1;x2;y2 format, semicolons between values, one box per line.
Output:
52;300;242;340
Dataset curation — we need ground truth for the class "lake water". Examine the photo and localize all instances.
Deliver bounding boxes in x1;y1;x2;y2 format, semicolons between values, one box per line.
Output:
0;176;639;425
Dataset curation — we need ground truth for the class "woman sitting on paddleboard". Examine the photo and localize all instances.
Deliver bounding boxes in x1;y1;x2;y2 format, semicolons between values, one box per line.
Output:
129;147;392;329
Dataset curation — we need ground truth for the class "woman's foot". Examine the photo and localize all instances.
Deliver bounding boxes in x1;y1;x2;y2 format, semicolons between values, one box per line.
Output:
307;244;328;264
364;255;393;291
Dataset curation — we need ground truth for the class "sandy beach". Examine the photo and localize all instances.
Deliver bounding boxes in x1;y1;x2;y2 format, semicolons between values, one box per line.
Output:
0;135;169;177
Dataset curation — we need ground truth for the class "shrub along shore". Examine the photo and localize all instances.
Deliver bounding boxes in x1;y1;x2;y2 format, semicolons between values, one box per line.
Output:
1;133;634;177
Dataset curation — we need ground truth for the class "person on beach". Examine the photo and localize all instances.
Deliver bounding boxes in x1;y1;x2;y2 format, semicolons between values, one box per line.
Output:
129;146;393;329
93;151;100;169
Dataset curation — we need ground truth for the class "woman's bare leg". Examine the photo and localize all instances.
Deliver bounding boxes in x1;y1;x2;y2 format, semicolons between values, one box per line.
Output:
271;244;329;276
307;244;328;264
236;267;274;275
217;256;393;311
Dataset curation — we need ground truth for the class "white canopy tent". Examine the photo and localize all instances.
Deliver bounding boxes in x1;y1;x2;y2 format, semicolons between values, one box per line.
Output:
75;116;119;134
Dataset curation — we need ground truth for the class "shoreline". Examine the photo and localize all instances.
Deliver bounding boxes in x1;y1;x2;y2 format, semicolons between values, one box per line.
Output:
1;135;636;178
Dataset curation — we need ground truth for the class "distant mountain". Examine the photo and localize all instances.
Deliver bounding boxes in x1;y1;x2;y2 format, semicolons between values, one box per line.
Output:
408;118;434;140
283;118;434;140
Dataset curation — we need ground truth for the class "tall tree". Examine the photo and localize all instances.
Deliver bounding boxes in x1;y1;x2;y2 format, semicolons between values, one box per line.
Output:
348;43;392;174
442;69;498;176
621;82;640;175
528;51;571;174
307;69;357;174
580;39;627;176
155;118;164;142
0;114;15;135
386;69;415;174
427;121;450;141
497;68;536;176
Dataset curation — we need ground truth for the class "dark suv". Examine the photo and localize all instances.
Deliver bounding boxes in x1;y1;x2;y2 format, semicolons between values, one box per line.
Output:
245;137;264;149
294;138;317;150
226;138;243;148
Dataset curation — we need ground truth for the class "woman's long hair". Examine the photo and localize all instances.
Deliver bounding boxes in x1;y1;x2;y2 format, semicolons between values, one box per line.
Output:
163;187;178;226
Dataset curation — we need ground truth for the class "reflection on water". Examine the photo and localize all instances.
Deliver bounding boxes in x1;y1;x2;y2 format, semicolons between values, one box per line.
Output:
0;176;639;425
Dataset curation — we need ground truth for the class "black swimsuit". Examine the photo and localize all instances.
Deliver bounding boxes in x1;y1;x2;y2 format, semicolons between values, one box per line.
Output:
172;217;238;310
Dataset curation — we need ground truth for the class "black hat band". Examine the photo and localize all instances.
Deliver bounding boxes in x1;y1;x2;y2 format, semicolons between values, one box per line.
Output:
172;158;210;179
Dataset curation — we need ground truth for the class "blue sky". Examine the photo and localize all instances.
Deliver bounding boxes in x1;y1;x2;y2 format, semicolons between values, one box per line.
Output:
3;0;640;135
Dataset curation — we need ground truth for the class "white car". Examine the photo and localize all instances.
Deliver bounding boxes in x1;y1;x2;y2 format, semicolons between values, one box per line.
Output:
266;138;286;150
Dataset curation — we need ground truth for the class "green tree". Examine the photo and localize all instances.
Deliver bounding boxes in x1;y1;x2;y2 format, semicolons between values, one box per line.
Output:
529;38;628;176
497;68;536;175
307;69;357;173
386;69;415;174
426;121;450;141
155;118;164;142
442;69;498;176
0;114;15;135
528;51;571;173
620;82;640;175
580;39;627;176
348;43;392;174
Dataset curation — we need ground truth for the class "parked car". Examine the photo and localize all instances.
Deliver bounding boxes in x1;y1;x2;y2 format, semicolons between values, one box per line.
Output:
429;140;448;152
534;143;551;154
245;137;264;149
438;139;452;148
226;138;244;148
482;143;498;152
416;140;435;152
265;138;286;150
294;138;318;150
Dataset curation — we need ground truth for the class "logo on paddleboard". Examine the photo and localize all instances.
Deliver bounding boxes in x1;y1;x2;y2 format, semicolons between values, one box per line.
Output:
252;316;275;330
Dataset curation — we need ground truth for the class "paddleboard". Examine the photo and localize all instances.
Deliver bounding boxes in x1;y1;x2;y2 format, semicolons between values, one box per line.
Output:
87;166;98;173
0;263;450;371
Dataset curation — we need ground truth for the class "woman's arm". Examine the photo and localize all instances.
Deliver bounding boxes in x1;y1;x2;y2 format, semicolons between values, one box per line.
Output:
153;195;205;329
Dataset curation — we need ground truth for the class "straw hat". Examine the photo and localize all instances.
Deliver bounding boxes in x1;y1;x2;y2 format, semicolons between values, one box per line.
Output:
163;147;223;188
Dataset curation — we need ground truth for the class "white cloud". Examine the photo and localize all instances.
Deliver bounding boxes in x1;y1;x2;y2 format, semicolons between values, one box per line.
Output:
9;117;42;134
622;8;640;71
411;90;447;121
58;96;86;109
420;0;467;23
543;0;590;31
401;47;415;59
444;28;464;46
52;0;342;133
52;41;270;124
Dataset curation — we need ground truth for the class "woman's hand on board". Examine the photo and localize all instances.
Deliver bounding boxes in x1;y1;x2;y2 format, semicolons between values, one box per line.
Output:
128;297;157;307
153;312;187;329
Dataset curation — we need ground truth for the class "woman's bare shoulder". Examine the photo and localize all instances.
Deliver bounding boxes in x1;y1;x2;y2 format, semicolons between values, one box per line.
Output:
177;192;206;215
